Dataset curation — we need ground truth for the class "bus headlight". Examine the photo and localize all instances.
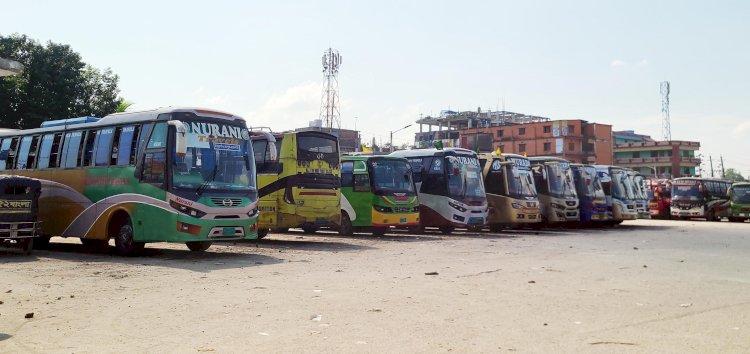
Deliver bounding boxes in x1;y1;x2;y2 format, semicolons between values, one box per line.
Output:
169;200;207;218
374;205;393;213
551;203;565;210
448;201;467;212
511;203;524;209
247;207;259;217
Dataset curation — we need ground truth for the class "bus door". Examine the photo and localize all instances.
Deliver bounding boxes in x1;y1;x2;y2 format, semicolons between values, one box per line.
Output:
254;136;281;228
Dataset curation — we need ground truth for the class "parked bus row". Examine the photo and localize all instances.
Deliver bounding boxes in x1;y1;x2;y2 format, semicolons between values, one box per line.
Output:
2;108;748;256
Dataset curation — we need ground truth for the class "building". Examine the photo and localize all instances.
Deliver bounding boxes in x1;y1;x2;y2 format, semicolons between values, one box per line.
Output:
612;130;700;178
459;119;613;164
414;109;551;149
0;57;24;77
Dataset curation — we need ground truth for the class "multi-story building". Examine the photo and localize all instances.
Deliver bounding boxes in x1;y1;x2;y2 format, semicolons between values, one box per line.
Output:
458;119;613;164
612;130;700;178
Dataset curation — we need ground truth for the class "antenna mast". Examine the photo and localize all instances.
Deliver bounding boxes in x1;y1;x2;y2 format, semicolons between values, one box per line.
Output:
319;48;342;129
661;81;671;141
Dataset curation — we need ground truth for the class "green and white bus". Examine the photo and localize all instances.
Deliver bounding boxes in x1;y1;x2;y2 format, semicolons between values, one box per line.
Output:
0;108;259;255
339;154;420;235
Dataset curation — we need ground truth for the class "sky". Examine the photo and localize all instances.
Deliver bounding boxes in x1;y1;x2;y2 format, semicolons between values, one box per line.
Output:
2;0;749;175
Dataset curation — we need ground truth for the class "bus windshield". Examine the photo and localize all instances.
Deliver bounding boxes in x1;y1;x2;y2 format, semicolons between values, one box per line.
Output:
297;133;339;166
547;164;577;198
631;175;647;199
574;166;600;198
612;170;634;200
446;155;485;199
371;158;415;194
673;184;702;200
507;166;537;198
172;119;255;192
732;186;750;203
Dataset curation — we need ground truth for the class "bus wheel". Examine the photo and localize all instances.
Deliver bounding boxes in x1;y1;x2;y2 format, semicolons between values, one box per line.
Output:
32;236;50;250
186;241;212;252
371;227;387;236
19;238;33;255
257;228;269;239
706;210;716;222
114;220;144;256
302;226;319;234
339;213;353;236
81;238;109;251
439;225;454;235
489;224;503;233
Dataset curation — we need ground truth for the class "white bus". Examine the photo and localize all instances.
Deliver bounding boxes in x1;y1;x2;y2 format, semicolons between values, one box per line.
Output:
390;148;488;234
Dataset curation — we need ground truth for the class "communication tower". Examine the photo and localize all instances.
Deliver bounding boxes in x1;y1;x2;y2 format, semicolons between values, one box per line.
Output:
319;48;342;129
661;81;671;141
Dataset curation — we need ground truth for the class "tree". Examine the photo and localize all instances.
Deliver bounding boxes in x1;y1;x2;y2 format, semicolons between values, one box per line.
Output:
115;99;135;113
724;168;747;182
0;33;121;129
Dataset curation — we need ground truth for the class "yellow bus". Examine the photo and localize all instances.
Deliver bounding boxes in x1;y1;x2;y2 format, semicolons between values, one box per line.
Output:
478;153;540;231
251;130;341;237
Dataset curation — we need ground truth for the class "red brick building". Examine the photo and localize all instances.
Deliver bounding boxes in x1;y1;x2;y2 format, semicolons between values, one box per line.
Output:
460;120;613;164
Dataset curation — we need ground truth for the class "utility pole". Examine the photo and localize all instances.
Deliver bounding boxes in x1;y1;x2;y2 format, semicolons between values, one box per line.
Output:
709;155;714;177
720;155;725;178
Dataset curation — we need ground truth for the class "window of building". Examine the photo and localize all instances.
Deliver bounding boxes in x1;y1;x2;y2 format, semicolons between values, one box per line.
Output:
496;130;504;137
519;127;526;135
568;142;574;151
568;125;575;134
519;143;526;152
543;125;551;133
94;128;114;166
543;142;551;151
498;145;504;152
633;151;640;158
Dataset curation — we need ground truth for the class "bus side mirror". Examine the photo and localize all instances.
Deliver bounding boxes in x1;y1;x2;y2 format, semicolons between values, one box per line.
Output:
255;131;278;162
168;120;188;157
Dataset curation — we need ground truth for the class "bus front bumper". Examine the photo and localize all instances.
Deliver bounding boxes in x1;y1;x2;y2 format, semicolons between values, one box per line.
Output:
372;210;420;227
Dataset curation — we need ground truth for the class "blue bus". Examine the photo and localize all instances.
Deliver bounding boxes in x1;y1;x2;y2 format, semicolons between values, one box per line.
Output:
571;164;610;223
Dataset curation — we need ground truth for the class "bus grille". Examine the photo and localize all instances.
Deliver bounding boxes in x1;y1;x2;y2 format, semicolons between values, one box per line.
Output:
210;198;243;207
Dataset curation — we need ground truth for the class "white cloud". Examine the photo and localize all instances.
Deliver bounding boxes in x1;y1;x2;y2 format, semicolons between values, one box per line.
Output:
245;82;323;131
203;96;228;106
610;59;626;67
732;120;750;138
637;59;649;66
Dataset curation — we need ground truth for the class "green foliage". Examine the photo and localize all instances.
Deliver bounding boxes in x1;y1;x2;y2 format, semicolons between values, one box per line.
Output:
116;99;134;113
0;33;121;129
724;168;747;182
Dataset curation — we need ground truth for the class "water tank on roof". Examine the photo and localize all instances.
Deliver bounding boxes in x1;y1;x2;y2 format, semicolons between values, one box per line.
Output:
40;116;100;128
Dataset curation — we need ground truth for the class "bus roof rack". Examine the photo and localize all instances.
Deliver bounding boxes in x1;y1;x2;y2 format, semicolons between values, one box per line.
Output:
40;116;100;128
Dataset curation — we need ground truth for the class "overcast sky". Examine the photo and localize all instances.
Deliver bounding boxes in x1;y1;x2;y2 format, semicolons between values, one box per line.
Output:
2;0;749;175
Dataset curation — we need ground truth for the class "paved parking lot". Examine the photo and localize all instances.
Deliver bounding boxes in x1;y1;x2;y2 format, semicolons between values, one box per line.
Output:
1;219;749;353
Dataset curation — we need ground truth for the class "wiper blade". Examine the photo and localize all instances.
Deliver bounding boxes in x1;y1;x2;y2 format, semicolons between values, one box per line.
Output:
196;164;219;196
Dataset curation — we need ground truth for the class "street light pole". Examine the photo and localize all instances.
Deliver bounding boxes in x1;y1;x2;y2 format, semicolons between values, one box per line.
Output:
390;124;412;153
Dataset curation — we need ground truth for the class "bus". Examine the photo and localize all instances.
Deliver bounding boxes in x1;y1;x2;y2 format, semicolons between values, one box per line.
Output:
570;164;610;223
670;177;732;221
728;182;750;222
390;148;488;234
339;154;420;235
251;130;341;236
595;165;638;223
628;170;651;219
528;157;579;224
646;178;671;219
0;108;260;255
477;153;540;231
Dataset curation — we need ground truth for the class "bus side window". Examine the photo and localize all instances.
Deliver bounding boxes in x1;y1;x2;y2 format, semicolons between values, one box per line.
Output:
61;131;83;169
115;125;138;166
80;130;97;167
252;140;268;170
341;161;354;187
15;136;33;170
422;157;446;195
26;135;41;169
49;133;62;168
95;128;114;166
353;174;371;192
140;122;167;184
147;123;168;149
6;137;19;170
129;125;141;165
0;138;8;170
37;134;54;169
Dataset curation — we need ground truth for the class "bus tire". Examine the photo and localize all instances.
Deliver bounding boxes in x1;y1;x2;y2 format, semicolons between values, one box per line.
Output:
439;225;454;235
81;238;109;250
19;238;33;255
371;227;387;236
489;224;503;233
339;213;353;236
186;241;212;252
114;219;144;256
302;226;318;234
33;235;51;250
706;210;716;222
257;228;269;239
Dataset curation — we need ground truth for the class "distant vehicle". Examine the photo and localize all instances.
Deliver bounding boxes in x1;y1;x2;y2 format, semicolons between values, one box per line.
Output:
728;182;750;222
671;177;732;221
628;170;651;219
339;155;420;235
391;148;488;234
0;108;260;256
595;165;638;223
251;130;341;236
528;157;579;224
570;164;610;223
0;176;42;254
477;153;540;231
646;178;672;219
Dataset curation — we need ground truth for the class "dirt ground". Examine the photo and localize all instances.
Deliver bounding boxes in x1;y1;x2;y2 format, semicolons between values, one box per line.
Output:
1;219;749;353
